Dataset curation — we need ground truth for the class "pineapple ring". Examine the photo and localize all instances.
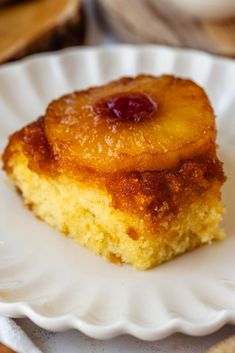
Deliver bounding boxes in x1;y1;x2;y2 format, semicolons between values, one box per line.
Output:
45;75;216;173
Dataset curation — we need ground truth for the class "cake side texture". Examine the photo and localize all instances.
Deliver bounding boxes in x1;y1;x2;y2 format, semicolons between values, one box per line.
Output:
3;123;225;270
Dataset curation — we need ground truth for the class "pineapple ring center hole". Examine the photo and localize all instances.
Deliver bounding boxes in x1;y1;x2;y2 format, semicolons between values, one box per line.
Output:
94;93;157;123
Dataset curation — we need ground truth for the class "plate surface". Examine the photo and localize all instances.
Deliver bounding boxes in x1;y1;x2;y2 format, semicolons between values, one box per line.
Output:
0;45;235;340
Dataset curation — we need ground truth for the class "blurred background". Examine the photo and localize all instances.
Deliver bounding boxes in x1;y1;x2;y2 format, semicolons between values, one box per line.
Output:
1;2;235;353
0;0;235;64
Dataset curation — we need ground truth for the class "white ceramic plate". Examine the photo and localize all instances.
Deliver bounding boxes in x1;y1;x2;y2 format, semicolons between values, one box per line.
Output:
0;45;235;340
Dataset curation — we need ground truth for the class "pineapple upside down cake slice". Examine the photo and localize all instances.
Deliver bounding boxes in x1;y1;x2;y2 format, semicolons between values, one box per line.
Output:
2;75;226;270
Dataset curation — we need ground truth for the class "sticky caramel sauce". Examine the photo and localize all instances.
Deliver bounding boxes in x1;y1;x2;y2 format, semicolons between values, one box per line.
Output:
22;117;55;172
106;154;225;224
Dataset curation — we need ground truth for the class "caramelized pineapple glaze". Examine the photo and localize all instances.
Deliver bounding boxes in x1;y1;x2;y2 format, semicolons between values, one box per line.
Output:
3;75;226;269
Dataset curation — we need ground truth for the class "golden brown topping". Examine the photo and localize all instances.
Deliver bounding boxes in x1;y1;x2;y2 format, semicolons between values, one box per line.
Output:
23;119;52;160
22;118;55;173
106;154;226;224
43;75;216;173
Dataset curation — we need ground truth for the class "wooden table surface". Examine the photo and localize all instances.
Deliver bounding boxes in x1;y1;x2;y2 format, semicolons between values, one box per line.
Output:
0;343;16;353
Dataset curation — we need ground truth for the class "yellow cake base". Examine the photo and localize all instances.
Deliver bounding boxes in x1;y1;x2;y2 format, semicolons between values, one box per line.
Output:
6;150;224;270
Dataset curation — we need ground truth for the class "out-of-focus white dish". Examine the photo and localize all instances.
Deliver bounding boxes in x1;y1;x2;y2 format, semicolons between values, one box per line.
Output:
0;45;235;340
168;0;235;20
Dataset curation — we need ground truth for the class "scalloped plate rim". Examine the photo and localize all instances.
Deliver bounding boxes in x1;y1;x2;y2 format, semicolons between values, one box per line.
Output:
0;45;235;340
